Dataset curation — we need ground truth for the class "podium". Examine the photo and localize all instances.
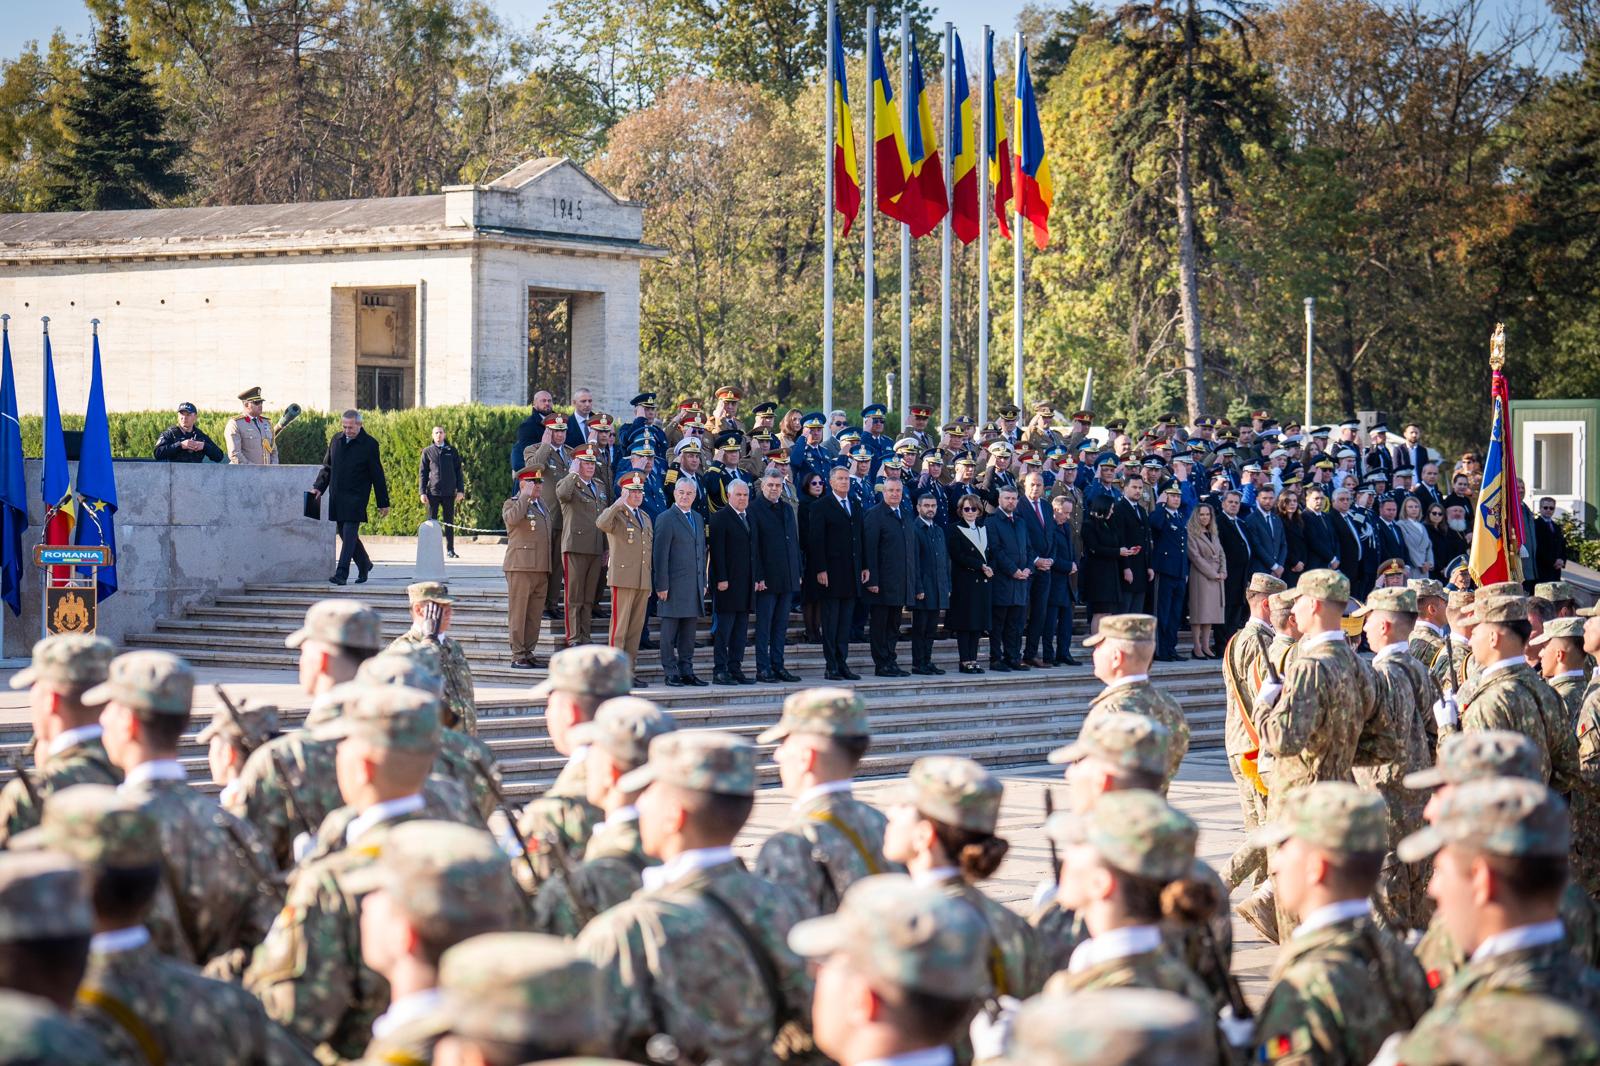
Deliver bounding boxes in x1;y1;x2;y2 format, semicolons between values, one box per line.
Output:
34;545;112;636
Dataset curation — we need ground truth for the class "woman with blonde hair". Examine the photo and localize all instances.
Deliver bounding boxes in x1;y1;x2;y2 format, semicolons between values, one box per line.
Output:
1185;500;1226;659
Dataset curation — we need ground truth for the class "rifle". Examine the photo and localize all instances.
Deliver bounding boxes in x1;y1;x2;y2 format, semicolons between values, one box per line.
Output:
9;736;39;811
212;686;264;759
480;765;568;916
1044;788;1061;885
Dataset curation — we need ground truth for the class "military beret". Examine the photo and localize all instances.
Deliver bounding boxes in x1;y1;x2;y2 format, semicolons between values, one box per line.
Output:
1397;778;1568;862
1045;790;1197;882
758;687;869;744
531;645;632;700
82;650;194;716
9;634;115;691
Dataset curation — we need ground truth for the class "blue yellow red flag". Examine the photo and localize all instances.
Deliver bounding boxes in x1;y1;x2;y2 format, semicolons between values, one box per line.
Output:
893;34;949;238
1013;45;1053;248
40;325;75;585
75;330;118;600
1469;331;1523;587
871;27;911;217
831;16;862;236
985;33;1013;239
950;35;979;244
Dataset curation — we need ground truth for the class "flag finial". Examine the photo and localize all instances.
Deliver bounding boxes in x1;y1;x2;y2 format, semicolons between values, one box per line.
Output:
1;313;9;329
39;316;49;334
1489;322;1505;371
90;318;100;334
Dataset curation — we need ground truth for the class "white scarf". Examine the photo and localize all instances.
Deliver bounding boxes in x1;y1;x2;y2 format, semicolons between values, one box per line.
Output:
956;521;987;555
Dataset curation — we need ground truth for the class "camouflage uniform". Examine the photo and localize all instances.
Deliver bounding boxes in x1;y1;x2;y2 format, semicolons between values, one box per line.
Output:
0;991;104;1065
0;635;120;847
531;697;676;936
1537;617;1591;728
0;853;105;1064
1247;783;1431;1065
1395;992;1600;1065
1577;674;1600;897
515;647;633;894
991;988;1212;1066
577;732;817;1066
755;689;898;917
1080;616;1190;791
386;629;477;735
1220;579;1286;890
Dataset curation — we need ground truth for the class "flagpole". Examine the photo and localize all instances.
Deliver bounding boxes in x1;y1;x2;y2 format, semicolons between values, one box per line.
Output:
863;5;876;411
1012;33;1025;408
899;9;912;422
978;26;991;425
823;0;837;421
939;22;953;427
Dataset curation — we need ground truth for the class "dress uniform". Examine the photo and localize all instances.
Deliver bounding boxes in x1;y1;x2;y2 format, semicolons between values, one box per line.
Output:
503;467;554;668
861;403;892;475
615;440;667;516
702;432;749;512
527;416;572;612
225;386;278;464
556;445;610;648
618;392;668;462
597;471;655;669
791;412;833;482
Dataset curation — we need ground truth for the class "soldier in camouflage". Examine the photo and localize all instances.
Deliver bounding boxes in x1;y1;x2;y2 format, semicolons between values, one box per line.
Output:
200;698;280;808
90;650;281;980
0;852;105;1064
788;874;987;1065
1575;604;1600;898
532;696;675;935
1079;615;1189;791
1219;574;1286;892
1534;579;1579;618
1266;589;1301;678
1530;616;1589;728
1386;993;1600;1066
387;581;478;735
349;820;520;1066
515;645;632;895
988;987;1212;1066
0;635;120;847
757;688;899;918
576;731;818;1065
0;990;105;1066
11;785;314;1065
1406;578;1454;698
1443;588;1476;692
1248;783;1431;1065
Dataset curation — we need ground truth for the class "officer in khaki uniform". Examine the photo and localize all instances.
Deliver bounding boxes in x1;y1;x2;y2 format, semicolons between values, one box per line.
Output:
1080;614;1191;790
596;469;654;669
527;414;572;611
0;634;120;847
557;444;610;647
225;385;278;464
503;465;554;668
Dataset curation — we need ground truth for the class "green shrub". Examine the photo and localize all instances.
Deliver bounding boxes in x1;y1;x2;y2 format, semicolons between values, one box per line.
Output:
20;405;536;536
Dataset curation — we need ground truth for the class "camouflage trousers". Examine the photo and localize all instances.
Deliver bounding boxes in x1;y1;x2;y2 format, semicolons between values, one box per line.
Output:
1371;785;1433;934
1223;756;1268;891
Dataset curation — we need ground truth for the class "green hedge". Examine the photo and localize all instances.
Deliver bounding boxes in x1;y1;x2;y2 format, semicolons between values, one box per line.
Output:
20;405;535;536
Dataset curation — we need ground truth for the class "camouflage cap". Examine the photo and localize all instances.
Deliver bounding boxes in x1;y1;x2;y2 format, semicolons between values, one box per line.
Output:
1351;586;1417;617
8;634;115;691
892;756;1003;835
1394;991;1600;1066
1533;580;1576;603
1447;588;1477;612
407;581;453;606
196;701;280;748
1247;573;1288;596
0;851;93;940
1048;715;1170;779
1082;613;1156;647
1268;590;1298;613
616;731;756;797
1471;593;1528;624
568;697;677;773
342;821;515;941
1246;781;1388;853
530;645;632;700
357;649;446;698
431;932;609;1050
285;599;383;652
1397;777;1569;863
0;989;110;1063
312;685;441;754
1403;729;1543;790
81;650;193;716
306;680;362;728
1045;790;1197;882
1408;578;1446;601
788;874;986;998
1478;581;1525;599
1528;616;1585;647
10;783;160;867
1285;568;1350;605
756;687;869;744
994;988;1210;1066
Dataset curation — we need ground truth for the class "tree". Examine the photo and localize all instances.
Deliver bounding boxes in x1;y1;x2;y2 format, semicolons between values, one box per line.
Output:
46;7;188;210
0;33;81;212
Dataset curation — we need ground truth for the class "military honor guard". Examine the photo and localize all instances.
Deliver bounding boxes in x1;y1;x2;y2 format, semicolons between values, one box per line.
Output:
226;385;279;464
597;469;655;669
503;466;554;669
386;581;478;734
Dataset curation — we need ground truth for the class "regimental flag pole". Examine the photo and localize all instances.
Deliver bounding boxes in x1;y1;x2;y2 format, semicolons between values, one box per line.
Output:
899;9;913;419
978;26;998;424
1469;323;1524;587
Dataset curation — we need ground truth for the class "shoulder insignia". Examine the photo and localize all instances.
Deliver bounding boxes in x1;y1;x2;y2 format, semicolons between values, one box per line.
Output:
1258;1027;1312;1061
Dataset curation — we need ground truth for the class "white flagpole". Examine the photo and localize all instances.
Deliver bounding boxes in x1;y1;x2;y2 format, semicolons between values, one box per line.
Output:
823;0;837;421
899;9;912;422
977;27;991;425
863;6;876;410
939;23;953;427
1012;32;1025;408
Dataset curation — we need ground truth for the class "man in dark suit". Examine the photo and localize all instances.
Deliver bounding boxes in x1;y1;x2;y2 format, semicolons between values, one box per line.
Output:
861;480;919;676
708;480;757;685
1018;473;1056;668
1216;489;1251;642
1373;494;1406;565
985;485;1031;671
1110;477;1154;613
1391;423;1431;476
1532;495;1571;584
750;473;802;682
1329;487;1367;595
808;466;865;681
1300;485;1340;570
1412;460;1445;514
652;478;708;686
1147;482;1189;661
1242;485;1285;578
511;389;557;473
564;387;596;445
311;410;390;585
909;492;951;674
419;425;466;558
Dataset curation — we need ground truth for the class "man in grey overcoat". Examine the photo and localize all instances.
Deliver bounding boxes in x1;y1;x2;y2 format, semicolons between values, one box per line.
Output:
653;477;709;686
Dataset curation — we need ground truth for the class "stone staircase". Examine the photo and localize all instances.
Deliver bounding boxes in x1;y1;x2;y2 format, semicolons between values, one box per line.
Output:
0;581;1230;800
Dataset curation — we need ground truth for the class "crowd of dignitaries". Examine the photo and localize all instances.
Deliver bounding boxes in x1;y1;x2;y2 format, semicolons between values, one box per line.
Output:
5;595;1600;1065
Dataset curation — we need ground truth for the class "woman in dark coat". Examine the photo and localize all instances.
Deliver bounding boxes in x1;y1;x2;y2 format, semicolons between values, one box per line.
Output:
1279;490;1308;576
945;492;993;674
1080;496;1122;635
796;471;827;641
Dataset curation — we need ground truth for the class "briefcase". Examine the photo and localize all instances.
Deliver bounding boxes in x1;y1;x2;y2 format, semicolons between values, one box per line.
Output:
303;491;321;521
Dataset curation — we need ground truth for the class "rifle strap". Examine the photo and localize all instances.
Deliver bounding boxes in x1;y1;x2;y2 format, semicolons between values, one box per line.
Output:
806;810;883;875
694;884;788;1039
78;985;166;1066
1221;638;1269;798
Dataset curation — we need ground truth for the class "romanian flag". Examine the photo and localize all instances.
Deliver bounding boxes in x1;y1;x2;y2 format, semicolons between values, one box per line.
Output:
40;327;75;585
871;27;910;217
986;33;1013;239
1469;332;1523;586
891;35;948;238
831;16;862;236
75;330;117;600
1014;45;1054;249
950;34;979;244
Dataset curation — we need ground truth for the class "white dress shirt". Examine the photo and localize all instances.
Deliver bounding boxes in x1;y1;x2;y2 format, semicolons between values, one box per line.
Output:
1293;898;1370;938
1067;924;1164;973
642;846;737;892
48;724;103;758
1470;919;1566;963
118;759;187;792
344;793;427;847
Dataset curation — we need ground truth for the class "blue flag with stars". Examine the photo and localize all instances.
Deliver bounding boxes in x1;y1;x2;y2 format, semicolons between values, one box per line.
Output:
0;321;27;615
75;330;117;600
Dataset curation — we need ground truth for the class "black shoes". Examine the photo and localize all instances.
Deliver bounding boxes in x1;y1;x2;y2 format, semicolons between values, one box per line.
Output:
682;675;709;687
776;669;801;682
354;566;370;584
328;575;347;585
713;672;738;685
756;670;778;683
840;668;862;681
446;550;460;559
959;663;984;674
733;671;756;685
510;659;539;670
664;675;684;687
640;639;659;650
990;661;1013;672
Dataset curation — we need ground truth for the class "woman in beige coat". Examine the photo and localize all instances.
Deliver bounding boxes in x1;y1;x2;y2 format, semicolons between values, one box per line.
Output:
1186;500;1226;658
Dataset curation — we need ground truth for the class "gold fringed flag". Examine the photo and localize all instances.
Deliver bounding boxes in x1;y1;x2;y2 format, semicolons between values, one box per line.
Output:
1468;324;1524;587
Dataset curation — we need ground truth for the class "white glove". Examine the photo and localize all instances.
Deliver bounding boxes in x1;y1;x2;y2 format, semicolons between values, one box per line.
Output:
291;831;315;865
1368;1032;1404;1066
1030;880;1058;912
1432;696;1460;729
1257;680;1284;707
1218;1006;1256;1049
969;995;1022;1062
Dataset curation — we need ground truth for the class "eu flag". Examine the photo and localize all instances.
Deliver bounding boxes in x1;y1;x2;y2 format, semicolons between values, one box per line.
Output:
75;329;118;600
0;319;27;616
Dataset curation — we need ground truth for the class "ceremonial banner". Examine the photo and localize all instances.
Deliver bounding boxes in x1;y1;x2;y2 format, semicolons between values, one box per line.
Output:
40;324;74;585
1468;325;1522;587
985;32;1013;239
949;33;979;244
831;16;862;236
75;328;118;600
0;319;26;616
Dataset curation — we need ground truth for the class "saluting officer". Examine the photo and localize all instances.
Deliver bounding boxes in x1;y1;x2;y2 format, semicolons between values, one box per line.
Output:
503;466;554;669
226;386;278;464
597;470;655;669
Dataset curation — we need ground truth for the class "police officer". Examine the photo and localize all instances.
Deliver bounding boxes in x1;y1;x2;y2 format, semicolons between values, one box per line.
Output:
226;386;278;464
154;401;225;462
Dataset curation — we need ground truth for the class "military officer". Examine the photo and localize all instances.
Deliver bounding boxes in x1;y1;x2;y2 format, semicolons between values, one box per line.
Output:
225;385;278;464
1530;616;1588;726
755;688;896;918
702;430;748;512
1574;602;1600;898
1080;614;1190;790
503;466;554;669
791;411;833;482
527;414;573;614
556;445;610;647
576;732;816;1065
711;384;747;437
532;696;676;935
385;581;478;734
1219;574;1285;892
0;634;119;846
861;403;892;473
1408;578;1454;694
200;698;280;807
1443;587;1477;690
615;437;666;510
0;854;105;1065
597;470;654;669
619;391;669;463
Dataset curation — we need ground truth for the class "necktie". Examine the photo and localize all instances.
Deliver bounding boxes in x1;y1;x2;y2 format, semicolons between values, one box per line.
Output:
1035;501;1044;525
